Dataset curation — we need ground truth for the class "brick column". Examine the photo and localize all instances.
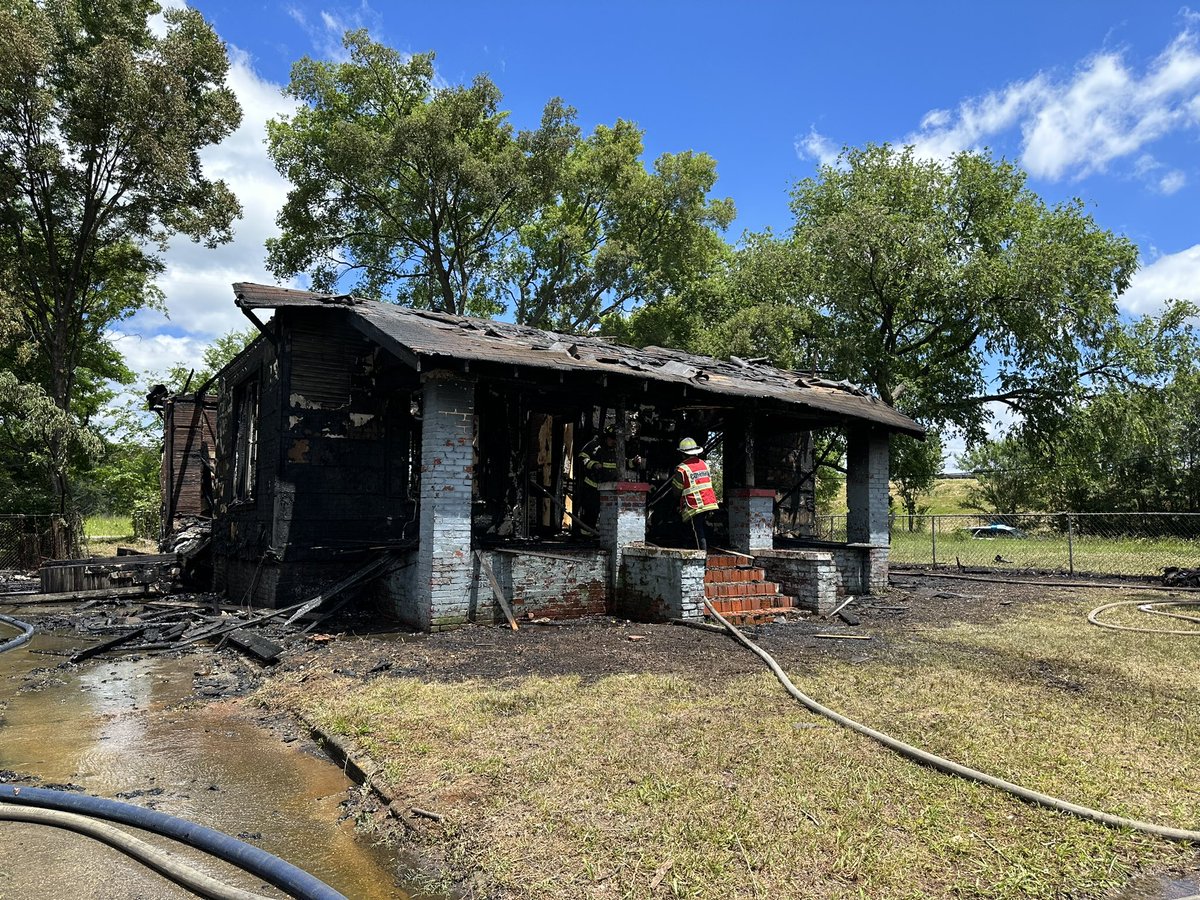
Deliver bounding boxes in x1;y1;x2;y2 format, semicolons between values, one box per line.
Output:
597;482;649;592
413;371;475;630
846;427;890;593
727;488;775;554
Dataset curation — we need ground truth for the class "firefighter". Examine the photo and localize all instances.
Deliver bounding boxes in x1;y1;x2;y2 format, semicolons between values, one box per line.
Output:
672;437;719;551
576;426;644;528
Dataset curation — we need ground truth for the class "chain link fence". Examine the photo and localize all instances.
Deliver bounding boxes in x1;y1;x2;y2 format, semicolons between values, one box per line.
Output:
811;512;1200;577
0;514;66;570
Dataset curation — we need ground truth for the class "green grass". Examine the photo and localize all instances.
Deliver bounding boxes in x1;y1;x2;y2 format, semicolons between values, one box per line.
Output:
259;596;1200;899
889;528;1200;575
922;476;980;514
83;513;133;538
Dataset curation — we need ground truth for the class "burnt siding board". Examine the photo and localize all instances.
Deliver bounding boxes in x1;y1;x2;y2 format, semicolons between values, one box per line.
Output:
213;340;279;593
277;311;413;561
162;398;218;536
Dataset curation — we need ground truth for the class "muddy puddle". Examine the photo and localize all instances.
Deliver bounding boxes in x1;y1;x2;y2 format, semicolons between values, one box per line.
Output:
0;632;424;899
1109;873;1200;899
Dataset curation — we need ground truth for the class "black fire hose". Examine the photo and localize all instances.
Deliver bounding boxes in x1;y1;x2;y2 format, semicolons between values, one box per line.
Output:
0;785;347;900
0;613;33;654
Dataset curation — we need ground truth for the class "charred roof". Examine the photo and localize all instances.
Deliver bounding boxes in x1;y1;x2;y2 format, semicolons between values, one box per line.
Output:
233;282;924;437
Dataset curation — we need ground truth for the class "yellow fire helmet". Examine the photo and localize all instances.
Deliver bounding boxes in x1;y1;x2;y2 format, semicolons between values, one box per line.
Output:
677;437;703;456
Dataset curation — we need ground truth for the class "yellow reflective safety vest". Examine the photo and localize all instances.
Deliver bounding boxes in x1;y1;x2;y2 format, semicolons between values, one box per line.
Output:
578;440;618;489
673;458;719;522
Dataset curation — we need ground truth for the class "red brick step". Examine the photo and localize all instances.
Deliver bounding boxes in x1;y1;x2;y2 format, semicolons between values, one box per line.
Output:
703;552;795;621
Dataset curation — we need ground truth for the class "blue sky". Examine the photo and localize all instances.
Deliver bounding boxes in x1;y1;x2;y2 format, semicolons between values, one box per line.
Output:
115;1;1200;461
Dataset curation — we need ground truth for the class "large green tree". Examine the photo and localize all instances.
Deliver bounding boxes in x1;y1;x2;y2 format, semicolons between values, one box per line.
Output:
630;145;1186;449
784;144;1177;441
504;120;734;331
968;366;1200;514
267;32;574;317
268;31;734;328
0;0;242;511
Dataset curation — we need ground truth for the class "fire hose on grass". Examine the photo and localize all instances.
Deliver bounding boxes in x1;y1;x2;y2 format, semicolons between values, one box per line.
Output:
1087;598;1200;635
703;599;1200;844
0;785;347;900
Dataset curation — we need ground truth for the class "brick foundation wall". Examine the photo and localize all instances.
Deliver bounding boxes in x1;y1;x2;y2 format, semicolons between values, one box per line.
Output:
727;488;775;554
378;549;420;626
414;371;476;631
753;549;837;614
618;545;707;621
789;543;888;597
472;549;609;622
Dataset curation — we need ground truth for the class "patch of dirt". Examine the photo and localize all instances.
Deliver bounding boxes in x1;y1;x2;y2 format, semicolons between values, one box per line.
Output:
3;567;1158;706
268;574;1097;687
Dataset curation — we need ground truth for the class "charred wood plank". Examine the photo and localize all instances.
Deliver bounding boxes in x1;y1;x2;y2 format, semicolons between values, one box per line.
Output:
223;629;283;665
282;554;391;626
69;627;148;664
474;550;518;631
0;585;154;606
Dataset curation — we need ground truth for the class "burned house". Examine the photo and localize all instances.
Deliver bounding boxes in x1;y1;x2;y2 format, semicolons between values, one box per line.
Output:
203;282;922;630
147;384;218;548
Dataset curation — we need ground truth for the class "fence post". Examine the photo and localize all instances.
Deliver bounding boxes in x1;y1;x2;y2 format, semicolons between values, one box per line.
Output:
1067;513;1075;576
931;515;938;566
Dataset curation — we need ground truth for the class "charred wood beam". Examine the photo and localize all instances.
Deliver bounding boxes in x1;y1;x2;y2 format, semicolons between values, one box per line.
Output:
236;304;277;345
615;400;628;481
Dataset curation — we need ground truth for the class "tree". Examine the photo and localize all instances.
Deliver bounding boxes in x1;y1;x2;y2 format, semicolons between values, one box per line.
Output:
691;145;1187;447
892;431;943;526
785;144;1191;441
505;120;734;331
961;439;1046;514
268;31;735;329
998;369;1200;514
0;0;242;511
77;325;257;522
267;32;575;317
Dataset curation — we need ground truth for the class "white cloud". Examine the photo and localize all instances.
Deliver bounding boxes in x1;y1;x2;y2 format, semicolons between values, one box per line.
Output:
1158;169;1187;194
1129;153;1188;194
907;77;1047;162
1121;243;1200;314
794;127;840;166
900;25;1200;182
107;331;210;377
288;2;382;61
107;37;298;395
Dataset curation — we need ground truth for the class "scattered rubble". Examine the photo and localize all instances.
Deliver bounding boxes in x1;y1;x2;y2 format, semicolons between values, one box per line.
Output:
1163;567;1200;588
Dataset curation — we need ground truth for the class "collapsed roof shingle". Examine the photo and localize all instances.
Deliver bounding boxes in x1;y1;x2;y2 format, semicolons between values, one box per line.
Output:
233;282;924;438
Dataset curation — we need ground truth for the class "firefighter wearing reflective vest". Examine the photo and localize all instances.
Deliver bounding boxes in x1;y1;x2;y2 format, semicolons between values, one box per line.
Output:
672;437;719;551
576;427;644;529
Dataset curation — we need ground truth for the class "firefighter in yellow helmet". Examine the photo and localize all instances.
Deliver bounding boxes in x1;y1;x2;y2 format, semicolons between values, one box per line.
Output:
672;437;719;551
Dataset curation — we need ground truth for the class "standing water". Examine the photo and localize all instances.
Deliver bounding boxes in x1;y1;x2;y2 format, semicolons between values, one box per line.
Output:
0;632;420;899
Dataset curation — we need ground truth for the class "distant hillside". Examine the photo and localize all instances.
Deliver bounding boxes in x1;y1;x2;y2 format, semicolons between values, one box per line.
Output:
823;476;983;516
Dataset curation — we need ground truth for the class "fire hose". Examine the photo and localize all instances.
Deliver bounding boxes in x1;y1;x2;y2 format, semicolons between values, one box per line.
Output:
704;599;1200;844
0;785;347;899
0;805;270;900
1087;599;1200;635
0;613;33;654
